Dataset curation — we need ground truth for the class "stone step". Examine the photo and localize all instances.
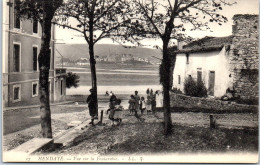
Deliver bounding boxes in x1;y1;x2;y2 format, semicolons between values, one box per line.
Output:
54;120;92;147
9;138;53;155
67;120;83;128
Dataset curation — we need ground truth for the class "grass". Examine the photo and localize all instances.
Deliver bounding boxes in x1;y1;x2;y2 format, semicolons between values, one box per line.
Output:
49;112;258;155
107;123;258;154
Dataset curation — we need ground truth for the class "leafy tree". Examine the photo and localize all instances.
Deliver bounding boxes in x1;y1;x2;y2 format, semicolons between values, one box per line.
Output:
66;72;80;88
55;0;131;114
125;0;234;135
17;0;63;138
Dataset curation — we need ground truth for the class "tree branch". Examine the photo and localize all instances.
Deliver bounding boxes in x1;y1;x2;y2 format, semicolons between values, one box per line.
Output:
176;0;203;14
136;0;163;38
93;0;119;24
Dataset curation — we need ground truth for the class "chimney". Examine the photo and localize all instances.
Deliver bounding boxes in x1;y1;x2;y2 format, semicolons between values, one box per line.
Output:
177;40;185;50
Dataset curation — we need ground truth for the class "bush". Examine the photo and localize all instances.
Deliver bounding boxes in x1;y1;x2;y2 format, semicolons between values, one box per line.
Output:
184;77;207;97
171;87;183;94
65;72;80;88
234;97;258;105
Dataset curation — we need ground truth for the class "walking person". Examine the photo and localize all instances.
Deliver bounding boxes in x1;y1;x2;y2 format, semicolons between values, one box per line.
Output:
86;88;97;126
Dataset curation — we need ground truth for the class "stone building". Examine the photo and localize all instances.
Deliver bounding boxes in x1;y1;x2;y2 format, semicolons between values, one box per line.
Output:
171;14;258;100
2;0;66;107
172;36;233;97
229;14;259;100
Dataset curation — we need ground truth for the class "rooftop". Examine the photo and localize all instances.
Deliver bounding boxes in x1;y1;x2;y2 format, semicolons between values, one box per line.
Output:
177;36;233;53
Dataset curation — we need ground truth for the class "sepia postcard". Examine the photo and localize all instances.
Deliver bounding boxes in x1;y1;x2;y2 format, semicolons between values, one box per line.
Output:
2;0;259;163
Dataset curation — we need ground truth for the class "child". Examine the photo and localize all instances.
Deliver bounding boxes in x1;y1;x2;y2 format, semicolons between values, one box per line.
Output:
109;99;123;126
128;95;136;115
140;97;146;115
114;99;124;125
146;95;152;114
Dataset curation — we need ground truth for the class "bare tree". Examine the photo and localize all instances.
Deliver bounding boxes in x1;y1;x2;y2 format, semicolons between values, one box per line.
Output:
124;0;234;135
17;0;63;138
55;0;130;114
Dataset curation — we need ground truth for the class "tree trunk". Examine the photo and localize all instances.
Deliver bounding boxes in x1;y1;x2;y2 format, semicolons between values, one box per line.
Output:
169;54;177;89
38;16;53;138
89;43;98;116
162;39;173;136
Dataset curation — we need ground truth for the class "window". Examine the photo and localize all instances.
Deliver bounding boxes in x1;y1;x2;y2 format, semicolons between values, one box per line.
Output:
178;75;181;84
32;82;38;97
13;84;21;102
13;43;20;72
33;19;38;33
33;46;38;71
186;53;189;64
60;79;63;95
14;0;21;29
197;71;202;83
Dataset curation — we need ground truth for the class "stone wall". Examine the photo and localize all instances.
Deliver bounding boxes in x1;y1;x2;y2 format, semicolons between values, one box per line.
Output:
229;14;259;100
170;92;258;113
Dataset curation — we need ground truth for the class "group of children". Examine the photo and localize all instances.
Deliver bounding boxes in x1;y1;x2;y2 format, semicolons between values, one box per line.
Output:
107;89;158;126
128;90;156;116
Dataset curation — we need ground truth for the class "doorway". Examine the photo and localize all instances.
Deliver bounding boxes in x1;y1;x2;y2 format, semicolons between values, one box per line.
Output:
208;71;215;96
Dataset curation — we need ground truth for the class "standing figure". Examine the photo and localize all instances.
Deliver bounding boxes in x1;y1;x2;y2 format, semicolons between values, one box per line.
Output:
140;97;146;115
156;90;163;108
113;99;124;125
86;89;97;126
109;92;117;110
134;91;140;111
150;89;154;96
146;88;150;95
151;93;156;114
128;95;136;115
146;95;152;114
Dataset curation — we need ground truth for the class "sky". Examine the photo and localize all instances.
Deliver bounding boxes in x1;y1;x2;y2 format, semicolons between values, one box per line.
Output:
55;0;259;48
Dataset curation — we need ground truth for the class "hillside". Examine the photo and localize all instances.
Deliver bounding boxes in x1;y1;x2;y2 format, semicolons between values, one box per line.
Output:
55;44;162;63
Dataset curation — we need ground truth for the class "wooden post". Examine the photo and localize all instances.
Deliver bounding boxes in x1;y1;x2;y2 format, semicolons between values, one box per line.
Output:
210;114;215;129
100;110;104;124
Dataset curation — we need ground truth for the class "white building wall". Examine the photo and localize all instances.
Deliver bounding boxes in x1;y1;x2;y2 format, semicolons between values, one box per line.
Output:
173;47;231;97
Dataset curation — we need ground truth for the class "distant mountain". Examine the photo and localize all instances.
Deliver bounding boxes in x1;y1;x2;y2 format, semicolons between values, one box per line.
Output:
55;44;162;63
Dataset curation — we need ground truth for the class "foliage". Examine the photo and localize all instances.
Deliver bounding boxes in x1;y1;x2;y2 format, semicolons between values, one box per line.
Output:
16;0;62;25
66;72;80;88
234;97;258;105
184;77;207;97
171;88;183;94
55;0;130;45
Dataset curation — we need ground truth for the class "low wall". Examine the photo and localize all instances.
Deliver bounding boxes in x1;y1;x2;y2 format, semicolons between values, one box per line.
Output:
170;92;258;113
